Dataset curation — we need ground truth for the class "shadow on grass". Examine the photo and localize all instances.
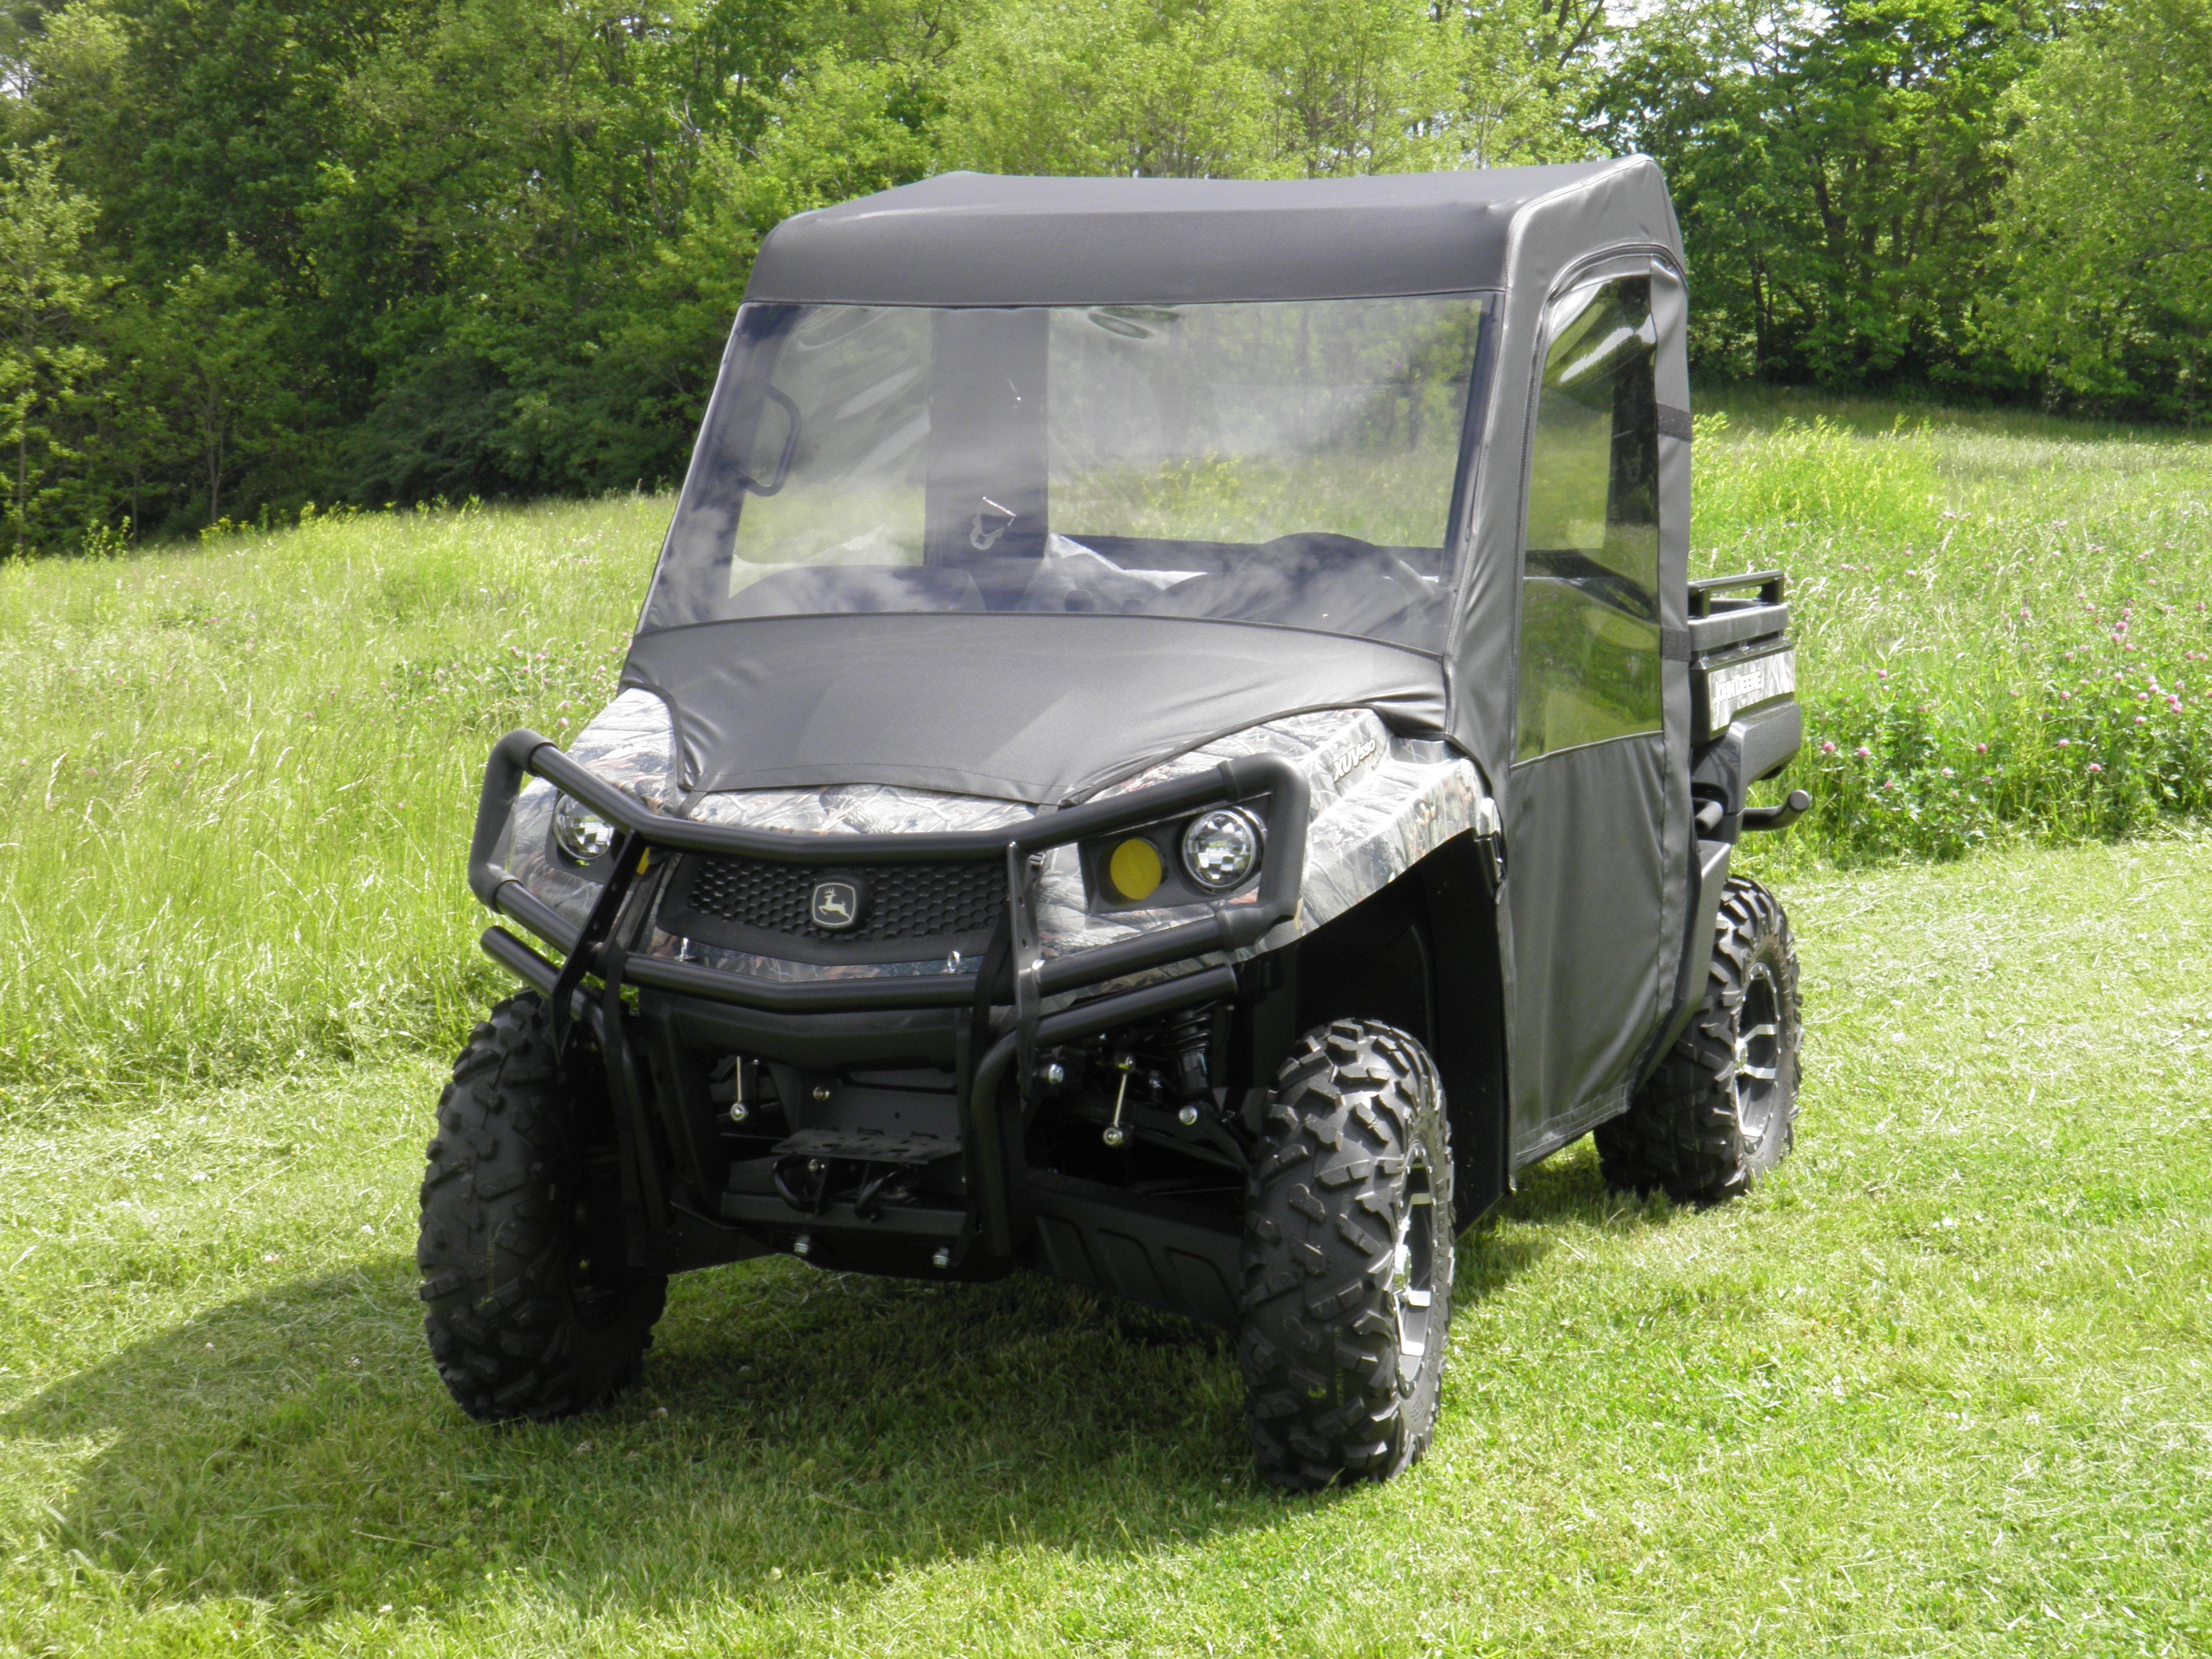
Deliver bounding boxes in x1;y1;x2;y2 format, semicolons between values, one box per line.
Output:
6;1154;1652;1630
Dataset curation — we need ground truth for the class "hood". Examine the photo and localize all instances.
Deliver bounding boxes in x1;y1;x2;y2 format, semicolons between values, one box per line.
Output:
621;612;1447;805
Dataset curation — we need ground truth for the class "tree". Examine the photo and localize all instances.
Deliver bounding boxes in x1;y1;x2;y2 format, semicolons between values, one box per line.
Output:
0;142;104;552
1993;0;2212;420
1602;0;2048;389
937;0;1592;181
153;249;296;526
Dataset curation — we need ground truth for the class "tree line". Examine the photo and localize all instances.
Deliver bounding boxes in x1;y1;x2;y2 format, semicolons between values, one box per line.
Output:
0;0;2205;552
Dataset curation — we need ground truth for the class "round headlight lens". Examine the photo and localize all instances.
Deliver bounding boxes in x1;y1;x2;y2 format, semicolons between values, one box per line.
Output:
1180;808;1263;891
552;792;616;864
1106;837;1165;902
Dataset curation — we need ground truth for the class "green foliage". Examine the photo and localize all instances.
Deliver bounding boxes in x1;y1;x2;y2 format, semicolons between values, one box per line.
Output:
0;0;1611;548
1601;0;2048;392
0;0;2206;546
1992;0;2212;421
0;142;104;552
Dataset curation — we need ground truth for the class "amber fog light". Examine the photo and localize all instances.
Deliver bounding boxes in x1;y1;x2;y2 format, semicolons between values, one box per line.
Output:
1107;837;1165;902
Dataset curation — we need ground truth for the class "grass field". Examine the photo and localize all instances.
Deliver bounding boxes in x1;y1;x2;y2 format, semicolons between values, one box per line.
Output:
3;832;2206;1655
1;395;2208;1653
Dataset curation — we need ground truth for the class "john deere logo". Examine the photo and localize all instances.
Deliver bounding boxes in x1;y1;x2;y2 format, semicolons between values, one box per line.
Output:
810;879;865;931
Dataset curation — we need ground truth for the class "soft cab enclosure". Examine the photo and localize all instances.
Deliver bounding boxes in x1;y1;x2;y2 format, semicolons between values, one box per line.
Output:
458;159;1799;1370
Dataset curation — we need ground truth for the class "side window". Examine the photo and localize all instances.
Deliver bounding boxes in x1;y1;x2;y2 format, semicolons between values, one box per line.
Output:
1515;276;1661;763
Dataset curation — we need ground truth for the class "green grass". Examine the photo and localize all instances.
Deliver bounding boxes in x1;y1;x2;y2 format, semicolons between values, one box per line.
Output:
1694;389;2212;866
2;829;2207;1655
0;498;659;1107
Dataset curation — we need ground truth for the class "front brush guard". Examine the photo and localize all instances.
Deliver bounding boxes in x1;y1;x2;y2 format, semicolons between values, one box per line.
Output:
466;730;1310;1262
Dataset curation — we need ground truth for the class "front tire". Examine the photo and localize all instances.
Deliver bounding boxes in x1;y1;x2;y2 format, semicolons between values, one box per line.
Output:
1237;1019;1454;1491
417;992;667;1421
1598;876;1802;1204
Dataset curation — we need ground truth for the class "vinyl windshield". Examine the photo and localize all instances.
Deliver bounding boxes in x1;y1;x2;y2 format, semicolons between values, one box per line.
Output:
641;296;1492;652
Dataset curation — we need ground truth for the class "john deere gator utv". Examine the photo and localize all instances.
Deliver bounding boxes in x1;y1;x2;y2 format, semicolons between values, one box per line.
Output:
423;158;1809;1490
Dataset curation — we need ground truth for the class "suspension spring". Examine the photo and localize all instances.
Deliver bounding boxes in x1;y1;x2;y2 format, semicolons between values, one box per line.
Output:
1165;1003;1213;1104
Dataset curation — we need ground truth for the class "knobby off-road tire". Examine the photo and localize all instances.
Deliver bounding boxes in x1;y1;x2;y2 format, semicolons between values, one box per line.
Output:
1237;1020;1454;1491
417;991;667;1421
1598;876;1802;1205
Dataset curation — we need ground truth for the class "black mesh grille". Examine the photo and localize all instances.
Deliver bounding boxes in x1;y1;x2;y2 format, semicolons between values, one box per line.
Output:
680;856;1002;947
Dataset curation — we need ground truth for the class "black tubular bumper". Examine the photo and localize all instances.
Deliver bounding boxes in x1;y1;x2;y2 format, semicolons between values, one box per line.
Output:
466;729;1310;1260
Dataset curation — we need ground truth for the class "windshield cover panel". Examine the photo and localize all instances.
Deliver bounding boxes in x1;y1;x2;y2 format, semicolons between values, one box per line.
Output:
643;296;1492;651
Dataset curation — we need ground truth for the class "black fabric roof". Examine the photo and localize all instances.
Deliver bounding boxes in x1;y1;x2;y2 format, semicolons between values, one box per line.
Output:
744;160;1680;307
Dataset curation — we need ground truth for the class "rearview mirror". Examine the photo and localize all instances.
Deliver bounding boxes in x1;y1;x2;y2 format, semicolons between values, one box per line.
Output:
736;386;800;496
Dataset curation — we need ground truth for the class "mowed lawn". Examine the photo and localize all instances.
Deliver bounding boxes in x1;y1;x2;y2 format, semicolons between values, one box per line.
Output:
3;831;2206;1656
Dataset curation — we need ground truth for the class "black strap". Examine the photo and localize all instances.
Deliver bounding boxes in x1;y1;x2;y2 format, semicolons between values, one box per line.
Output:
547;828;646;1058
1661;626;1693;663
967;901;1015;1056
1656;403;1693;442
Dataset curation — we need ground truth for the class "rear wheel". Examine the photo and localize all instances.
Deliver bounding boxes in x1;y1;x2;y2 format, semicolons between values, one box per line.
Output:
417;992;666;1421
1236;1019;1454;1490
1598;876;1802;1204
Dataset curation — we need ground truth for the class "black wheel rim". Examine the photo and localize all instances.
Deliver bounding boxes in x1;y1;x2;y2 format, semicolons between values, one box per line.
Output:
1733;962;1784;1152
1389;1155;1437;1386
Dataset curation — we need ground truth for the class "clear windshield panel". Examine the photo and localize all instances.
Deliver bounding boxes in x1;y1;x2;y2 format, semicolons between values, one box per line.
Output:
643;296;1491;650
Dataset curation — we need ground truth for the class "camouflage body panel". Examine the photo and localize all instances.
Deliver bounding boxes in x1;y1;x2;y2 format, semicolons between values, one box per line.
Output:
497;689;680;931
497;697;1494;992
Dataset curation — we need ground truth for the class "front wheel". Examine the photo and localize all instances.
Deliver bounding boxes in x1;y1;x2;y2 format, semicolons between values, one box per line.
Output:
417;992;667;1421
1236;1019;1454;1491
1598;876;1802;1204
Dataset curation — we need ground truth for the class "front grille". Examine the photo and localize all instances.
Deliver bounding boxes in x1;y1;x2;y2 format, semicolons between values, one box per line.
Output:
680;856;1003;947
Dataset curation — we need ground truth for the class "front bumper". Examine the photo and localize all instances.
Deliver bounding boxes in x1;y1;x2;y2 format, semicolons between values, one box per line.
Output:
467;728;1310;1262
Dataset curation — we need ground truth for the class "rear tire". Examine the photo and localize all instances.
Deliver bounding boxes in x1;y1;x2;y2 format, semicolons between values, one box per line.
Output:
1598;876;1802;1204
417;992;667;1421
1237;1019;1454;1491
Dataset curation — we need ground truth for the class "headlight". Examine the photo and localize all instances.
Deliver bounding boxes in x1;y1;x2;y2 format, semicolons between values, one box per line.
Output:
1180;808;1263;891
552;792;616;863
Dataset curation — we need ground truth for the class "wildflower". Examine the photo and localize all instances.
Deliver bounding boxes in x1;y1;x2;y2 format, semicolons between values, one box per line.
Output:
2058;738;2071;748
2136;715;2147;725
2019;607;2031;621
1882;780;1898;792
1821;740;1837;754
1877;669;1889;680
1854;745;1872;760
2138;692;2151;703
2088;762;2103;774
1975;742;1989;754
2064;652;2075;662
1940;767;1954;778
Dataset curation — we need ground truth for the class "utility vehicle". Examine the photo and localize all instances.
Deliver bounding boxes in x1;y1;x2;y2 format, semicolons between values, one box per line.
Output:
424;159;1809;1489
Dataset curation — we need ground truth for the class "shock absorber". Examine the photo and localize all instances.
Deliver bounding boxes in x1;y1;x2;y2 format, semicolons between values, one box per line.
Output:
1165;1004;1213;1125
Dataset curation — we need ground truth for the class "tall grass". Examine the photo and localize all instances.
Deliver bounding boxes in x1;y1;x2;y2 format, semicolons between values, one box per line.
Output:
0;398;2206;1105
0;500;657;1110
1696;391;2212;866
